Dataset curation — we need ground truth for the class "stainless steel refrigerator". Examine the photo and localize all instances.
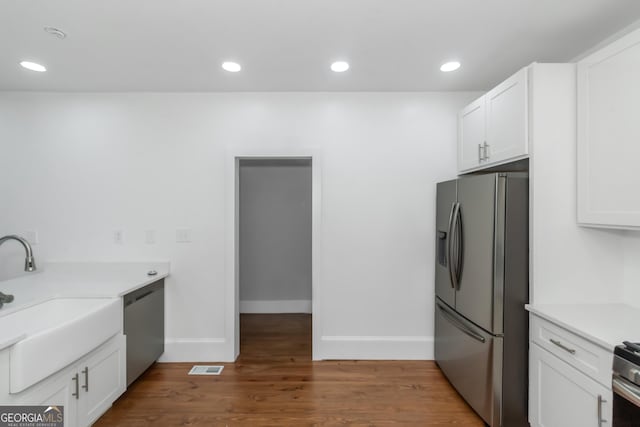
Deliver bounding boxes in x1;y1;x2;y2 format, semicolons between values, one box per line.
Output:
434;172;529;427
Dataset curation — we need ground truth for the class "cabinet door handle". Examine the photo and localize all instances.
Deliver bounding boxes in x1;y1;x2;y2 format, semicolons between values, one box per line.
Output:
597;394;607;427
483;142;490;160
72;373;79;399
82;367;89;392
478;143;484;161
550;338;576;354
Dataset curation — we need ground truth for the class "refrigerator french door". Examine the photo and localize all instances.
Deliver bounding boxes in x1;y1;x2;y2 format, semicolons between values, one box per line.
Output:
434;172;529;427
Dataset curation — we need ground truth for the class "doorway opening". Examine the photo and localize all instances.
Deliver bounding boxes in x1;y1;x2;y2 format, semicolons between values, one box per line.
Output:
237;158;312;359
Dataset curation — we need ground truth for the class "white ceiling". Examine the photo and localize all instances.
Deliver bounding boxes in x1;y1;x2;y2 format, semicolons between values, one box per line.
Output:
1;0;640;92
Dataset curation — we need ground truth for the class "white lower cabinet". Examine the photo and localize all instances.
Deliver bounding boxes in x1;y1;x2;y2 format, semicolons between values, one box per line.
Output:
14;366;79;427
77;334;126;426
6;334;126;427
530;342;611;427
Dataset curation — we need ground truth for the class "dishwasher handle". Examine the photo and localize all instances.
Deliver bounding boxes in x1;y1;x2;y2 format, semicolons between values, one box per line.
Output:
135;290;154;301
124;280;163;307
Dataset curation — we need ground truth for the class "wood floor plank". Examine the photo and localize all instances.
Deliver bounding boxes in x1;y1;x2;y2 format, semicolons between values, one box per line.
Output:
94;314;485;426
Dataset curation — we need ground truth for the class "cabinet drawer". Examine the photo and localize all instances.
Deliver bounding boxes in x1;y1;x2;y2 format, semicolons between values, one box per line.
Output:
531;315;612;388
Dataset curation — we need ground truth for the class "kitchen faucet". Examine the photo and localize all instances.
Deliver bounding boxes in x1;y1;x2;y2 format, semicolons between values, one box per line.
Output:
0;234;37;308
0;292;13;308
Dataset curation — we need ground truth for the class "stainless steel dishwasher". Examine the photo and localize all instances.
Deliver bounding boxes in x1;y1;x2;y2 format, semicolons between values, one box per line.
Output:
123;279;164;386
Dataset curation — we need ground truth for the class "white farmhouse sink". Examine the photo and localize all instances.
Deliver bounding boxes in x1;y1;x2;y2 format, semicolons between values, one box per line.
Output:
8;298;121;393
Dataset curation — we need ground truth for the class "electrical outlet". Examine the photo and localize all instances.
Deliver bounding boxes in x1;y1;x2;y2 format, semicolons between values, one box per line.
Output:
145;229;156;244
176;228;191;243
24;230;38;245
113;230;124;244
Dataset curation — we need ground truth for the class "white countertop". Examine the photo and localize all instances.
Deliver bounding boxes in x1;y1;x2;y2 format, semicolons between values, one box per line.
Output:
526;303;640;351
0;261;170;350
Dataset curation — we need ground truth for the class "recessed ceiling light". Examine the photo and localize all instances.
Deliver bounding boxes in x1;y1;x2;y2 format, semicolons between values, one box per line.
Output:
330;61;349;73
44;27;67;39
20;61;47;72
222;61;241;72
440;61;461;72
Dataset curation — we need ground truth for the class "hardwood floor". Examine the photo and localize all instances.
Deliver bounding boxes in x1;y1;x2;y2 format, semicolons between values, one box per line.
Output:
95;314;484;426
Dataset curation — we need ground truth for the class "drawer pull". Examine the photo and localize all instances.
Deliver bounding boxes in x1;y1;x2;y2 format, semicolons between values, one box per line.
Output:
550;338;576;355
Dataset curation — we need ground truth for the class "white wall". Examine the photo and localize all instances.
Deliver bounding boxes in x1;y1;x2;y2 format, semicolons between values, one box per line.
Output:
529;64;626;304
0;91;477;361
624;231;640;308
239;159;312;313
527;25;640;313
530;24;640;307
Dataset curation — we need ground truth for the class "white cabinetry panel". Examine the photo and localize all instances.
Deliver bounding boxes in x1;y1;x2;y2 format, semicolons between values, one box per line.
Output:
486;67;528;164
0;334;125;427
457;67;529;173
578;28;640;229
531;316;613;388
458;97;486;171
530;343;611;427
78;335;126;426
13;364;78;427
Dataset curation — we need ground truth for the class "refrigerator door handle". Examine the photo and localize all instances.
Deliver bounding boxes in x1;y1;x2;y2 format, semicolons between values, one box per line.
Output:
446;202;457;289
436;301;486;343
453;203;463;287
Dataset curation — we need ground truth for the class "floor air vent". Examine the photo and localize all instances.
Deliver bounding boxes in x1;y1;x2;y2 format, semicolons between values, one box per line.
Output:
188;365;224;375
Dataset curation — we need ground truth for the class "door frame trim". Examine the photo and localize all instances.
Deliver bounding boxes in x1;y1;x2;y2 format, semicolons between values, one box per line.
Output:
225;148;323;361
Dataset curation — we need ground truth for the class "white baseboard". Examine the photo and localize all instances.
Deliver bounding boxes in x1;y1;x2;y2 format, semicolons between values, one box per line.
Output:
240;299;312;313
318;335;434;360
159;334;433;362
159;338;234;362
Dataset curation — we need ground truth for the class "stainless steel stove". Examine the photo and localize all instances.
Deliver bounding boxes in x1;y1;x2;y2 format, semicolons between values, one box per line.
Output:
612;341;640;426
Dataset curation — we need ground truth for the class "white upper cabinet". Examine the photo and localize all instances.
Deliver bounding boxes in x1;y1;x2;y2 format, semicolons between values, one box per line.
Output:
577;28;640;229
458;67;529;173
485;67;528;165
458;97;486;171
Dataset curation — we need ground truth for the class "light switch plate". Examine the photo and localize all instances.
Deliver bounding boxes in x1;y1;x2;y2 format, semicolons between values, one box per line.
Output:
145;230;156;244
176;228;191;243
113;230;124;244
